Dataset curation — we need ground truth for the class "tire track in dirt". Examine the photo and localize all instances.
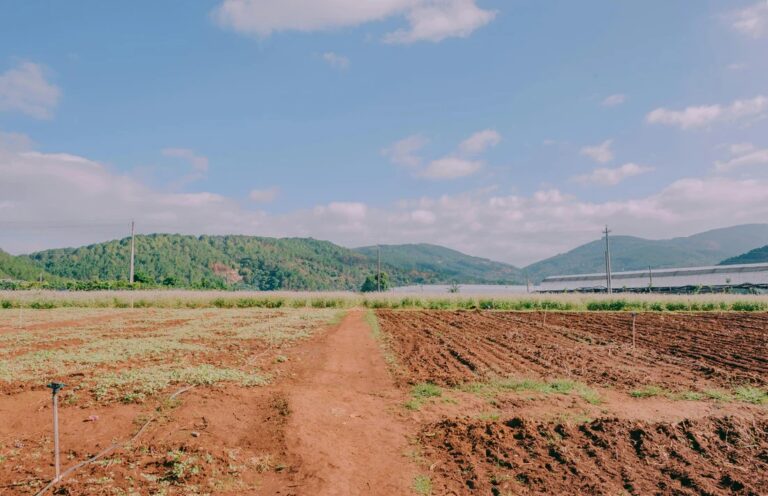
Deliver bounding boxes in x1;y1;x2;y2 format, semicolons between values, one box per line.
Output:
284;310;418;495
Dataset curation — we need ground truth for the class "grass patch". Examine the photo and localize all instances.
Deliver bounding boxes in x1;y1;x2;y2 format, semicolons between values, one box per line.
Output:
630;385;665;398
630;385;766;404
405;383;442;410
734;386;768;405
365;310;399;370
412;475;432;495
461;377;602;404
93;365;268;403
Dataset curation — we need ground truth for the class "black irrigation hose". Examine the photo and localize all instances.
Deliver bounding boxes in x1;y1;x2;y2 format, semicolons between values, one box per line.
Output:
33;385;196;496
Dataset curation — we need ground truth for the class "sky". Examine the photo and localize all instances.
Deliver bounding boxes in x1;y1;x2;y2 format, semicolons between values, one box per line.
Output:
1;0;768;266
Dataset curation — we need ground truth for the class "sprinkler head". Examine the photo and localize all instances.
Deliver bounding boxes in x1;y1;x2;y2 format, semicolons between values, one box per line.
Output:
47;382;66;394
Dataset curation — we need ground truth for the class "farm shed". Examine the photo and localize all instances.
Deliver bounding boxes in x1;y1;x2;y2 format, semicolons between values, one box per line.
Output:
539;262;768;293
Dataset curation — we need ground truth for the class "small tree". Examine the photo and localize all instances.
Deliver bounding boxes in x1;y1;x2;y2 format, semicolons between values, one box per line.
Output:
360;272;389;292
447;282;461;293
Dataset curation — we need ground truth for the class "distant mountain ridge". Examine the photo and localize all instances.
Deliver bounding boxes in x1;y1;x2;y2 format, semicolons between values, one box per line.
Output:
353;244;523;285
720;245;768;266
3;224;768;289
5;235;523;290
523;224;768;282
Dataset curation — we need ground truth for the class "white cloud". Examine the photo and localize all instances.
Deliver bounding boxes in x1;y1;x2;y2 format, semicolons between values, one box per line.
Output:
459;129;501;155
0;62;61;119
383;0;497;44
314;201;368;222
574;163;654;186
382;134;428;167
212;0;495;43
580;140;614;164
0;131;34;152
386;128;498;180
646;95;768;130
601;94;626;107
729;142;756;155
4;142;768;266
421;157;482;179
716;147;768;172
731;1;768;38
161;148;209;187
322;52;350;70
249;187;280;203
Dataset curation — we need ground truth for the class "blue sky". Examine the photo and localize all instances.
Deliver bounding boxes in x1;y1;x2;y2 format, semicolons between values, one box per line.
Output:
1;1;767;265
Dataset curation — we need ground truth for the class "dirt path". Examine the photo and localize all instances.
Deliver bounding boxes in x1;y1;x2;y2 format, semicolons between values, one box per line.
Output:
285;310;417;495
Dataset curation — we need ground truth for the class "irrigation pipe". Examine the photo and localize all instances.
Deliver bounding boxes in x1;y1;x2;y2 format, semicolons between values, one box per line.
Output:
34;385;196;496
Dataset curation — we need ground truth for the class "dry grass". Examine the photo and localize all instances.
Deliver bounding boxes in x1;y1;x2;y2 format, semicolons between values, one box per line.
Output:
0;307;340;403
1;289;767;311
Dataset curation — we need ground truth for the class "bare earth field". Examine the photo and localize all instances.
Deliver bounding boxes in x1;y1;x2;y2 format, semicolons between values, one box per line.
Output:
1;307;767;495
376;310;768;495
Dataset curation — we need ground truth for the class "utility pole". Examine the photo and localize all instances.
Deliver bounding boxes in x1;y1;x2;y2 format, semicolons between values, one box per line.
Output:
377;244;381;292
129;220;135;284
603;225;613;294
648;265;653;293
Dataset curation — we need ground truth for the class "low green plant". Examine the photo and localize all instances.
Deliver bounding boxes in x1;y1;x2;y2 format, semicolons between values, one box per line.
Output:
413;475;432;495
630;385;665;398
734;386;768;405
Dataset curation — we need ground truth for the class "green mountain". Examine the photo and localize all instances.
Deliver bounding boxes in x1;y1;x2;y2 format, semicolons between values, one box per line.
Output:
523;224;768;282
720;245;768;265
23;234;382;290
18;235;521;290
353;244;522;284
0;249;56;282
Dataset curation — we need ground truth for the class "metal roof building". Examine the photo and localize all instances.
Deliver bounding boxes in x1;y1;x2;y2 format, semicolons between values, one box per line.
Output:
539;262;768;293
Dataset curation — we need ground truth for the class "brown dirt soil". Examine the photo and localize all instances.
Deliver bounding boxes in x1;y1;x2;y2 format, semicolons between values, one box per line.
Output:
1;308;420;495
376;310;768;391
418;415;768;496
0;386;296;495
284;309;418;496
408;387;765;425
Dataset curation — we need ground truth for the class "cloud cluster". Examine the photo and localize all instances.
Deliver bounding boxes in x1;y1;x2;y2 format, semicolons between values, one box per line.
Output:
3;139;768;265
249;186;280;203
601;94;626;107
385;129;500;180
731;1;768;38
0;62;61;119
212;0;496;43
574;163;654;186
580;140;614;164
322;52;350;70
716;143;768;172
646;95;768;130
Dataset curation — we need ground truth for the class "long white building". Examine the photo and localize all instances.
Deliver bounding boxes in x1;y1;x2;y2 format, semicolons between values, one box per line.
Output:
539;262;768;293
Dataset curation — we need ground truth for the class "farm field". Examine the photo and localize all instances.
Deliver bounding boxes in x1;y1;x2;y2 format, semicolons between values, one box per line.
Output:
0;307;353;495
1;306;767;495
376;310;768;495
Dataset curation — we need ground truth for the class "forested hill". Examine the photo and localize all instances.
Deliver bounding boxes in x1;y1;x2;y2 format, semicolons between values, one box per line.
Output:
353;244;522;284
0;249;57;282
523;224;768;282
18;234;522;290
720;245;768;265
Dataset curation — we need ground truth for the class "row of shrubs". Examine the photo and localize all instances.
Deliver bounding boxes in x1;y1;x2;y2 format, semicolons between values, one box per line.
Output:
2;296;766;312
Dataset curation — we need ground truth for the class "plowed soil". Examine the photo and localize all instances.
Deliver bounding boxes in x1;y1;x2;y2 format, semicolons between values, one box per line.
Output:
419;415;768;495
376;310;768;391
377;310;768;496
